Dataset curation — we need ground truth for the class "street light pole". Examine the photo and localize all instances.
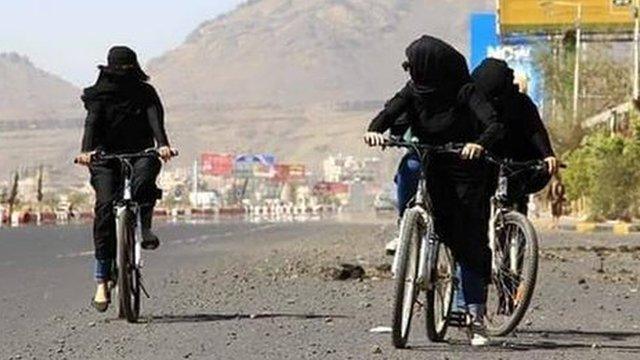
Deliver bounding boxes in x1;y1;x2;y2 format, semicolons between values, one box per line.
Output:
633;0;639;101
540;1;583;121
573;3;582;122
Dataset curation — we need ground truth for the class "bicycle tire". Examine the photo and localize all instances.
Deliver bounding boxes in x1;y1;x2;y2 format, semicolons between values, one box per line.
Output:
486;211;538;336
116;208;140;323
391;208;422;349
425;238;455;342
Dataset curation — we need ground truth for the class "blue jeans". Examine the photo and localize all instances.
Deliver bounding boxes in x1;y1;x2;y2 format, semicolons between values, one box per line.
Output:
395;153;487;309
454;264;487;310
396;153;421;217
95;259;112;281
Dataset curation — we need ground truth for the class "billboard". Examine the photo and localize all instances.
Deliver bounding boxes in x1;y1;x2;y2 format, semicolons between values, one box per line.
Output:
201;153;233;176
499;0;635;36
471;13;500;69
470;13;545;108
234;153;277;178
273;164;306;182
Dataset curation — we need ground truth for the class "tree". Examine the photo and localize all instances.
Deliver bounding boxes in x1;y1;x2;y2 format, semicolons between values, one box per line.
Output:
535;42;632;156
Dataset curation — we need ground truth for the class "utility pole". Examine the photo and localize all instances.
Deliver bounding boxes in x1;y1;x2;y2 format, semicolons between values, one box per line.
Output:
633;0;639;101
540;1;583;121
573;3;582;122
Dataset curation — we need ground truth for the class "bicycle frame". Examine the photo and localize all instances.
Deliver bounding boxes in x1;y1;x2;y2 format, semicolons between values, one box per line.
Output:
488;166;511;275
114;157;143;269
487;159;545;276
401;147;440;291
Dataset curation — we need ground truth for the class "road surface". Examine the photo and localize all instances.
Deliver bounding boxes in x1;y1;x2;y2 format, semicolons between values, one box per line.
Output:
1;219;640;359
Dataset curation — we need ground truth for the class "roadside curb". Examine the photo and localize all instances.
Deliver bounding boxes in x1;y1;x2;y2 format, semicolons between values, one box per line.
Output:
551;222;640;234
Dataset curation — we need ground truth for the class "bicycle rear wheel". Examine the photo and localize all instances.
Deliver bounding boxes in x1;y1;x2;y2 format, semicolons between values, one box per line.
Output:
116;208;140;323
425;239;455;342
391;208;422;349
486;211;538;336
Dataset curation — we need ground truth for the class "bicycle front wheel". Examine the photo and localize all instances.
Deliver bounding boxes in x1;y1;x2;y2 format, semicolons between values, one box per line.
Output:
486;211;539;336
391;208;423;349
425;239;455;342
116;208;140;323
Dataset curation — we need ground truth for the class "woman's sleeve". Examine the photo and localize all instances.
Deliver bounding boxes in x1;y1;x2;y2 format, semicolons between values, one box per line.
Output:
146;87;170;147
367;86;411;133
460;84;505;148
521;95;555;158
81;101;103;152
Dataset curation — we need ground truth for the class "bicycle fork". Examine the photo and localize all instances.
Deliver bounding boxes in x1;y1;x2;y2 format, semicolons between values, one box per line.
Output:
417;215;433;292
489;201;521;275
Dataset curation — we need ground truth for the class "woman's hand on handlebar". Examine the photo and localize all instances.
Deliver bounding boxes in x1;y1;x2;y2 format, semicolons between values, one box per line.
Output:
461;143;484;160
158;146;176;162
544;156;558;175
363;132;386;147
74;152;93;166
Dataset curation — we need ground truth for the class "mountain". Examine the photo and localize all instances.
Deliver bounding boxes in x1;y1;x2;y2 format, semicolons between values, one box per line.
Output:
144;0;493;175
1;0;494;184
0;53;81;121
149;0;493;111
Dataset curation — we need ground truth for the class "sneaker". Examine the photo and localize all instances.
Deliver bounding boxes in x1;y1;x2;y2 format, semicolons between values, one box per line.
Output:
467;304;490;347
385;237;399;255
469;320;490;347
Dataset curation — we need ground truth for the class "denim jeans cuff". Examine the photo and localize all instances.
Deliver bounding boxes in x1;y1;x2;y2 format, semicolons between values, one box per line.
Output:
95;259;112;281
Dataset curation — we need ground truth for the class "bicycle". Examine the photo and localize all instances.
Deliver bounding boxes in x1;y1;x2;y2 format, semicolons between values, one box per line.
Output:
76;148;177;322
482;154;551;336
383;139;461;348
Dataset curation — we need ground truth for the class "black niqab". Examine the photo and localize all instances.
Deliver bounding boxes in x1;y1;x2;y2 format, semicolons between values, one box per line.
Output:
471;58;516;104
404;35;471;100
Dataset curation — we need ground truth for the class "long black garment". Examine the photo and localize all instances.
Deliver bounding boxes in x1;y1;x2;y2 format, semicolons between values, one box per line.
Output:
80;72;168;260
367;36;504;279
81;72;169;153
472;58;554;207
471;58;554;161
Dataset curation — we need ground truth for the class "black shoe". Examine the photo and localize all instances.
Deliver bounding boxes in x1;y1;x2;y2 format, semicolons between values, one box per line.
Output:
141;229;160;250
140;206;160;250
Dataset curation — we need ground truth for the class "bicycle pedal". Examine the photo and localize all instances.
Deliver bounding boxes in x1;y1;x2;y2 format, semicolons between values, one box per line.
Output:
447;311;469;328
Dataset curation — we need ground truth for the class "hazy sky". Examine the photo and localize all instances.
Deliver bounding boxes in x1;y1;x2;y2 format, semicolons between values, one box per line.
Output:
0;0;246;87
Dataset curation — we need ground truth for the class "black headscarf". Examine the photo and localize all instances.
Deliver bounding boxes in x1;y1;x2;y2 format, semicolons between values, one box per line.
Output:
82;46;158;114
403;35;471;100
98;46;149;82
471;58;517;108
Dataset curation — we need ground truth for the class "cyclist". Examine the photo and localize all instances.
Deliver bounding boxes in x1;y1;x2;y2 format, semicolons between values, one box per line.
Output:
471;58;557;214
385;113;420;255
75;46;175;312
363;35;504;346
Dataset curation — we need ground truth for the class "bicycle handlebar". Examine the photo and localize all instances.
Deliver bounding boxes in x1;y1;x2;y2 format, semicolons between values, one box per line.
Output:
74;148;179;164
378;138;566;171
382;139;465;154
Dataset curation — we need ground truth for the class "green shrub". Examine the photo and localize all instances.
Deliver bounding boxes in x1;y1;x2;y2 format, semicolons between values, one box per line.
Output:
564;130;640;220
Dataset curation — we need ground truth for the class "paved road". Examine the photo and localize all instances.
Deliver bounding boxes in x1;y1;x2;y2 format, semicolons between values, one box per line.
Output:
2;220;640;359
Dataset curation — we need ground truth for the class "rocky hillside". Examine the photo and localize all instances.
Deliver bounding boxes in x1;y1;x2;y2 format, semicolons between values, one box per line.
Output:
2;0;494;182
149;0;493;111
0;53;81;121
